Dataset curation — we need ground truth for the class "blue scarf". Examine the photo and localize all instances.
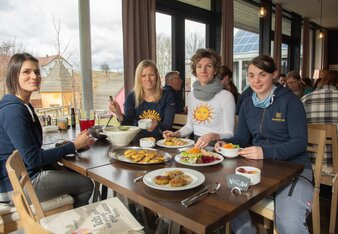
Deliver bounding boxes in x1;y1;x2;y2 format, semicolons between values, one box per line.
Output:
252;85;276;108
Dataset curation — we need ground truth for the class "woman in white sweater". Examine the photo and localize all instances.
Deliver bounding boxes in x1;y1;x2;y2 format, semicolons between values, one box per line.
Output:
163;48;235;148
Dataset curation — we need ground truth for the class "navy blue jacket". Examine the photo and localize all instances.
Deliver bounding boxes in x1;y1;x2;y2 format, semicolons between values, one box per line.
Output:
0;94;75;193
122;89;176;138
227;86;311;169
163;85;185;114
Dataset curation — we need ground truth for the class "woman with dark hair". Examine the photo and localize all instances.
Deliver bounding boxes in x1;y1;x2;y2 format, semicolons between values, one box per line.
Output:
0;53;93;207
219;65;240;104
163;48;236;148
215;55;313;233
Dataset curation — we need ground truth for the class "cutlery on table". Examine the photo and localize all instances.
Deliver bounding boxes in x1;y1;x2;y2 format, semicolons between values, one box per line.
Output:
181;182;220;207
133;175;144;183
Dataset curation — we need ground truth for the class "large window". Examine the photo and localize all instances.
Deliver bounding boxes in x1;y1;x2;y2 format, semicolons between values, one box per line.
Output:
233;28;259;92
156;12;172;78
156;0;211;103
0;0;123;116
185;19;206;90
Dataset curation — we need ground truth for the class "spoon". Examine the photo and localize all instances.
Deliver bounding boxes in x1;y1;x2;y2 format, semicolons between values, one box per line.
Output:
181;182;221;207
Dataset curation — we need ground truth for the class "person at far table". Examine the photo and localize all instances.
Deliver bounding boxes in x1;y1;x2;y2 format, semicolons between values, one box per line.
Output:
163;48;235;148
0;53;93;207
214;55;313;234
109;60;176;139
219;65;240;104
301;69;338;167
163;71;187;114
286;70;305;98
277;73;286;87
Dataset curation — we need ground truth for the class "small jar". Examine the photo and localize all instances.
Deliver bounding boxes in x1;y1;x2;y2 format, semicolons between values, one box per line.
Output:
57;117;68;130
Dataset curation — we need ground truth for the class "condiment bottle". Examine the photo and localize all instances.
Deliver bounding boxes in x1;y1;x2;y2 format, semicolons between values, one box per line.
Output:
70;108;76;128
46;115;52;126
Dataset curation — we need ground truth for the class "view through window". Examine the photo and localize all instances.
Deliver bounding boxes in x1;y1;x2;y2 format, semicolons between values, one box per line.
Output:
0;0;123;121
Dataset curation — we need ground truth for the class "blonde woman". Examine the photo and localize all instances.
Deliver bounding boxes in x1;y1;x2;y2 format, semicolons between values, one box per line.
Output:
109;60;176;138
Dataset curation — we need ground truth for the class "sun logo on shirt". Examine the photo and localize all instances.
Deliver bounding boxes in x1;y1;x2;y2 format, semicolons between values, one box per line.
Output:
193;103;214;124
139;110;161;121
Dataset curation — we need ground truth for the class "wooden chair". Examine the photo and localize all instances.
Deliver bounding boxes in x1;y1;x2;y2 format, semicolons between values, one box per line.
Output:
11;192;51;234
6;150;143;233
172;114;187;130
308;124;338;234
250;127;326;234
0;151;74;234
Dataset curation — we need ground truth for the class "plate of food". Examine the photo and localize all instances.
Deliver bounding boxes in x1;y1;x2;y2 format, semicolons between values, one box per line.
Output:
156;138;194;148
143;168;205;191
175;148;224;166
109;147;172;164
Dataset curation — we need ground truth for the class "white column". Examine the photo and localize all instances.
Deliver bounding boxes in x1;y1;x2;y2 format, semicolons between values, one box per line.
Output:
78;0;93;115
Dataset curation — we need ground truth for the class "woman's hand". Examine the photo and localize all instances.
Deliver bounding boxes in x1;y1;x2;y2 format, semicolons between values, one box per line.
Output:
162;130;180;139
194;133;218;149
238;146;264;160
73;130;91;150
147;119;158;132
214;141;226;152
108;100;123;121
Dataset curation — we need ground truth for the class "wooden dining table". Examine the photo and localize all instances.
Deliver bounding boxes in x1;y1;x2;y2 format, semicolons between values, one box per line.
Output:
44;129;304;233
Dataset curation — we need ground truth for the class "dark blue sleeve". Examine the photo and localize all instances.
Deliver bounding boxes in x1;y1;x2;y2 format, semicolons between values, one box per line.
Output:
158;90;176;131
122;92;136;126
2;105;75;169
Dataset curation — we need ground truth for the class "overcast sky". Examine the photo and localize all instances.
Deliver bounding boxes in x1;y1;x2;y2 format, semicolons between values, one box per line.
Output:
0;0;124;71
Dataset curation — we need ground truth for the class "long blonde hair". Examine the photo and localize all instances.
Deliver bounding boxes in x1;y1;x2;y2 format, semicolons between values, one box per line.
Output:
133;60;162;107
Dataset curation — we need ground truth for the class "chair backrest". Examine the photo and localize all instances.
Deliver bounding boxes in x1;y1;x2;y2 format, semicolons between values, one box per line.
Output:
5;150;46;221
308;123;338;173
307;127;326;234
172;114;187;130
11;192;51;234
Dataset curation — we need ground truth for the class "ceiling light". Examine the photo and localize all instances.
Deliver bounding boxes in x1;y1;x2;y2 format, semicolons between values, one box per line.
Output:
318;0;324;39
258;6;267;18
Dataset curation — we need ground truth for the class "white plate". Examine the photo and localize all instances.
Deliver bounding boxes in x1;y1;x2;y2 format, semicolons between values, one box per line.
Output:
174;152;224;167
109;147;172;164
156;138;195;148
143;168;205;191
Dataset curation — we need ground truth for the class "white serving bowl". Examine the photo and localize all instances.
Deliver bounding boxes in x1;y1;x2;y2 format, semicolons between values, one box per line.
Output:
138;119;152;129
139;137;156;148
219;147;242;158
101;126;141;146
235;166;261;185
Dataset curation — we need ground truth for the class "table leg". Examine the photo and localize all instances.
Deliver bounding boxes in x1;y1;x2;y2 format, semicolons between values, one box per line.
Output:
101;184;108;199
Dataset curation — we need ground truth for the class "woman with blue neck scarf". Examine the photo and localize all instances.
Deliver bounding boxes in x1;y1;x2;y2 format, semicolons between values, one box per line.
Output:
163;48;235;148
215;55;313;233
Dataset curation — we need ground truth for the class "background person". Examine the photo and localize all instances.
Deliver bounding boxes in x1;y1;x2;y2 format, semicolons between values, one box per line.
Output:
215;55;313;234
109;60;176;138
163;71;186;114
219;65;240;104
277;73;286;86
163;48;235;149
0;53;93;207
286;70;305;98
301;69;338;166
